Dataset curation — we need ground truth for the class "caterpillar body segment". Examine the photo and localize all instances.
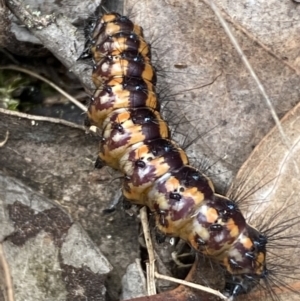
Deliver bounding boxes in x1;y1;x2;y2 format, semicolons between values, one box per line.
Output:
79;12;145;61
91;12;144;56
92;53;156;86
99;107;170;170
93;32;151;63
88;77;159;129
120;138;189;205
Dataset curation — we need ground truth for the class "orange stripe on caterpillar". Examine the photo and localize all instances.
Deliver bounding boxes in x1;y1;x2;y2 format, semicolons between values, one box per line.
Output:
92;56;156;86
120;138;189;205
80;12;146;62
91;13;144;50
99;108;170;170
92;54;156;87
88;77;159;128
93;32;151;63
147;166;215;234
83;11;268;298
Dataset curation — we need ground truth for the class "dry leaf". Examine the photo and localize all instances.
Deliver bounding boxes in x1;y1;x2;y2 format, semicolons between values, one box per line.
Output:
228;103;300;300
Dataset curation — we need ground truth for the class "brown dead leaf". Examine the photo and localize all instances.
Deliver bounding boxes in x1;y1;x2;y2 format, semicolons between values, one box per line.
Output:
228;102;300;300
215;0;300;73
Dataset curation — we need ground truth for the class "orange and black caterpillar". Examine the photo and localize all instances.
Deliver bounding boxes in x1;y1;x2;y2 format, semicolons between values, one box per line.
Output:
82;12;269;298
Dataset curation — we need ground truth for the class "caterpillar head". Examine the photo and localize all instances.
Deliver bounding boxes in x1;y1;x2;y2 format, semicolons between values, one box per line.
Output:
187;194;268;297
79;12;143;61
223;225;268;297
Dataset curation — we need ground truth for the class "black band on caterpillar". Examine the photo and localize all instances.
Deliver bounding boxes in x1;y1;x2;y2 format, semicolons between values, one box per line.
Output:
89;77;159;129
79;12;145;61
83;12;268;298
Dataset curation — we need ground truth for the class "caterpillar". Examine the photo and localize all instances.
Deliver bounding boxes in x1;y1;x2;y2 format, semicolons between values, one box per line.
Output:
82;11;296;300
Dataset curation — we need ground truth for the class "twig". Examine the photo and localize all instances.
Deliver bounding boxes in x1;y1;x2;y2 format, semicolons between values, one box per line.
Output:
140;207;157;295
0;66;87;112
202;0;291;150
171;251;193;268
154;272;228;300
0;108;86;129
0;131;9;147
0;243;15;301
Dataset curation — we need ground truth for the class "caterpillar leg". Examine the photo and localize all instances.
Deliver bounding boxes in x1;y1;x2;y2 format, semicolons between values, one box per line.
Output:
171;251;193;268
122;197;132;210
155;229;167;244
94;156;105;169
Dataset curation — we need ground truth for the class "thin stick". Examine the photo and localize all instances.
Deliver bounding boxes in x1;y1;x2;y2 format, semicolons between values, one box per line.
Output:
0;131;9;147
0;108;85;130
171;252;193;268
202;0;291;150
0;244;15;301
140;207;157;295
0;66;87;112
155;271;229;300
135;258;147;294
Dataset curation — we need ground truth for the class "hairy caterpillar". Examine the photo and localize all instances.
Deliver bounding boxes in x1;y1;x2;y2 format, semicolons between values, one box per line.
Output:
82;11;296;300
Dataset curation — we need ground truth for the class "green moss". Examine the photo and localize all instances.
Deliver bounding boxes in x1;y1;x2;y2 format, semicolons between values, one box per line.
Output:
0;70;30;110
